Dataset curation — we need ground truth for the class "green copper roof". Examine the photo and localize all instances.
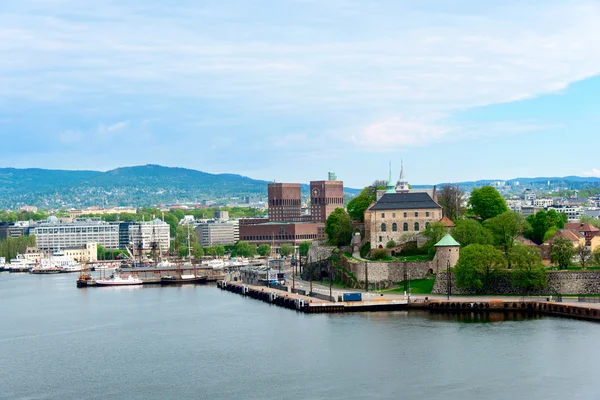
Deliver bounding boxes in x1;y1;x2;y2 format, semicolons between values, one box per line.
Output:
386;161;396;194
434;233;460;247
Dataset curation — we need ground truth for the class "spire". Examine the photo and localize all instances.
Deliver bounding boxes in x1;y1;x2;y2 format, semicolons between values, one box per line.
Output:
398;159;405;184
385;161;395;194
396;159;409;192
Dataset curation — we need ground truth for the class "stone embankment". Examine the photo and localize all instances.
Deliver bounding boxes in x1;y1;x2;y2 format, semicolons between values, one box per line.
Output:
432;271;600;295
338;255;435;289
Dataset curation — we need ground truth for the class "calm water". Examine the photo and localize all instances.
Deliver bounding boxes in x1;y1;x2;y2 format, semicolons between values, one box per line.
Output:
1;273;600;400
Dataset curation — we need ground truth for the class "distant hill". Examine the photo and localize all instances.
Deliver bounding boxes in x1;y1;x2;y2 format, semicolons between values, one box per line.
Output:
0;165;360;209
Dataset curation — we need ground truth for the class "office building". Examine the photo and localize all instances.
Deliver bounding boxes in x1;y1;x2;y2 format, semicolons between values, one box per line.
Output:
33;217;120;251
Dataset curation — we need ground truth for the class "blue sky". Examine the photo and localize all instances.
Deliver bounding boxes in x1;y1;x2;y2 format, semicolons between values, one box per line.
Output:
1;0;599;188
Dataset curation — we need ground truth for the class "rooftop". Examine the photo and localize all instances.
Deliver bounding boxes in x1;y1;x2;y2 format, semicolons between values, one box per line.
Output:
434;234;460;247
370;192;441;211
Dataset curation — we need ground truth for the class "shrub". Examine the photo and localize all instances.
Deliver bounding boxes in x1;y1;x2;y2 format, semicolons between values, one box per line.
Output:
370;249;388;260
360;242;371;258
385;240;396;249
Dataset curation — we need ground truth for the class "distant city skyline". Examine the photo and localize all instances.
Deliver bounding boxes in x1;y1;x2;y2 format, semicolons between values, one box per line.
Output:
1;1;599;188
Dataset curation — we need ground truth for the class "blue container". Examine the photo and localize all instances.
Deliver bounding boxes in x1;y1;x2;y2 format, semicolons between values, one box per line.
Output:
343;293;362;302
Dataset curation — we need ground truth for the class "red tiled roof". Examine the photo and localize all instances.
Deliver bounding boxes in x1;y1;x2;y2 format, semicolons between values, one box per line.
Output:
516;236;538;247
565;223;600;232
544;229;583;245
439;216;455;227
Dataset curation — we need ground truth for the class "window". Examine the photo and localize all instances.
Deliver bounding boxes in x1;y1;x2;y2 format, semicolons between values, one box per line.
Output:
414;222;420;231
379;236;383;242
392;223;397;232
415;212;418;217
381;223;387;232
403;222;408;231
392;213;396;218
426;212;430;217
404;212;407;218
426;222;430;229
381;213;385;218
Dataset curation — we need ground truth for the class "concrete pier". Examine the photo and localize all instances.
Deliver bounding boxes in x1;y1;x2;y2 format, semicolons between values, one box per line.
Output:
218;280;600;322
217;281;408;313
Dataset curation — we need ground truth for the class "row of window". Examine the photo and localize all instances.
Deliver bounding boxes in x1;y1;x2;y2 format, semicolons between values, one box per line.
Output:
380;222;430;232
242;234;317;241
36;227;118;234
381;211;432;218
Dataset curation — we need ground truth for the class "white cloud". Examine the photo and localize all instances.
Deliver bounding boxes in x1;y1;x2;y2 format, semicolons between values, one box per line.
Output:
1;0;600;154
583;169;600;178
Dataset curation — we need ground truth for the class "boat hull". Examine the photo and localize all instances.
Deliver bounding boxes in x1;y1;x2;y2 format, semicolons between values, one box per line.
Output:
96;281;143;286
31;269;62;274
160;276;208;285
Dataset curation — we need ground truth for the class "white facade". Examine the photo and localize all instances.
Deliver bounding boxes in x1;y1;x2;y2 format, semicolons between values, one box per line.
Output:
128;219;170;251
33;218;119;251
533;198;554;208
195;221;238;247
546;205;583;222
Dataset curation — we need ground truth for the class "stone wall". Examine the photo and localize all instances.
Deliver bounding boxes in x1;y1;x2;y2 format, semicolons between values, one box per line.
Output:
432;271;600;295
339;255;434;289
307;241;336;263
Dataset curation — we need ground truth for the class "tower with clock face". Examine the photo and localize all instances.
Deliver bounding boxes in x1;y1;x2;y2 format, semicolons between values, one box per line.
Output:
310;179;344;223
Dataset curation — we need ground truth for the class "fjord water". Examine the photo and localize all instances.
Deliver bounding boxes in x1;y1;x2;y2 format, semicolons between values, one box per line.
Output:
1;273;600;400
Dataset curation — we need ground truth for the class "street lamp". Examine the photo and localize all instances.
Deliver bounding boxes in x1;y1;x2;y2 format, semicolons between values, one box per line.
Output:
292;255;295;292
446;259;451;300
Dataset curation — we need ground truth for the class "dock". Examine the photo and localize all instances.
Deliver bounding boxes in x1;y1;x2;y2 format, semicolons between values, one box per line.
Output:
218;280;600;322
217;281;408;313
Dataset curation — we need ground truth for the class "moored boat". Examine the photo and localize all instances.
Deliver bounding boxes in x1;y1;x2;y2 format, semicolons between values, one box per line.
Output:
96;274;143;286
8;255;36;273
76;273;97;288
31;266;62;274
160;274;208;285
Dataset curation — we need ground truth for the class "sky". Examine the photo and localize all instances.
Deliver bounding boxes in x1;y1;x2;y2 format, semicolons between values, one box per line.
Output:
1;0;599;188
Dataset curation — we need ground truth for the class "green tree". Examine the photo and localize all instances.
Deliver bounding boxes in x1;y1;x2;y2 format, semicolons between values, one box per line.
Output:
576;245;592;267
257;244;271;257
172;224;198;258
299;241;311;257
452;219;493;246
422;221;447;252
232;241;257;258
580;215;600;229
525;209;567;244
346;186;377;222
593;247;600;266
324;208;353;247
484;211;528;262
385;240;397;249
510;244;547;295
280;243;294;258
549;237;576;270
214;245;225;258
437;185;465;220
543;226;559;242
455;244;507;291
468;186;508;221
194;247;205;260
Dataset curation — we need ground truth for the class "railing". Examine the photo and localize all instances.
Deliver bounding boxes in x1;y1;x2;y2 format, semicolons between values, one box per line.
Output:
578;296;600;304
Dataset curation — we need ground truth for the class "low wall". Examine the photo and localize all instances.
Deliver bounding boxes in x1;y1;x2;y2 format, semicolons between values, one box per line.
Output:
307;242;336;263
432;271;600;295
339;256;434;289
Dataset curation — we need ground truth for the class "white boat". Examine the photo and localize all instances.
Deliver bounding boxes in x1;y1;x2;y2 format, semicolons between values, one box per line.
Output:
8;255;37;272
96;274;143;286
207;259;226;269
94;263;118;271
